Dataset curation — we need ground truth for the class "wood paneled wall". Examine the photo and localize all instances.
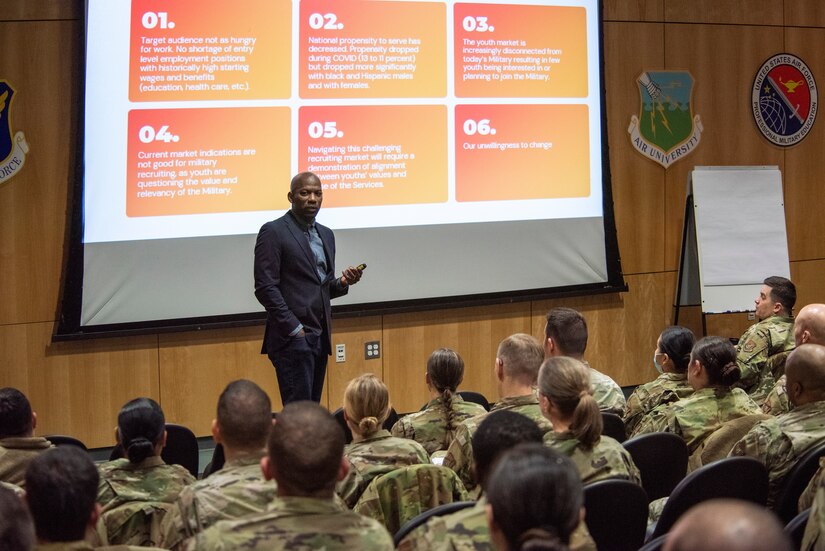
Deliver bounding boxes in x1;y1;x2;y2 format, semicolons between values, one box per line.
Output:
3;1;825;447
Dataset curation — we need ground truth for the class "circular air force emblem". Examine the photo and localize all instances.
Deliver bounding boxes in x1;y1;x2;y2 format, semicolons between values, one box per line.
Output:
752;53;817;147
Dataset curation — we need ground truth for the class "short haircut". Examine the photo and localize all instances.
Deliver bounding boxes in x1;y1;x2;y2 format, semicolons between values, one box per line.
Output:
471;410;543;490
786;344;825;397
217;380;272;450
117;397;165;464
545;308;588;356
0;486;34;550
26;447;99;543
290;171;320;192
268;401;344;496
764;276;796;312
496;334;544;385
343;374;390;436
0;388;33;439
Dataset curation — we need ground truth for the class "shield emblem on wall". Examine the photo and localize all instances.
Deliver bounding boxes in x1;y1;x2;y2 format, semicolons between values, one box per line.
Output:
627;71;703;168
0;80;29;186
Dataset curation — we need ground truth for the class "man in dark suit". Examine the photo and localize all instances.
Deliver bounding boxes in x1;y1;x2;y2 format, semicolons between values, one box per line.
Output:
254;172;363;404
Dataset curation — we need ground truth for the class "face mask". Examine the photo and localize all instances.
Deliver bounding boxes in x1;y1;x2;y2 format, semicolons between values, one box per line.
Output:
653;353;664;374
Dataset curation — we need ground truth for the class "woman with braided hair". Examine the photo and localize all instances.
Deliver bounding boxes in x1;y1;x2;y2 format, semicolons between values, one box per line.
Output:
391;348;487;455
539;357;641;485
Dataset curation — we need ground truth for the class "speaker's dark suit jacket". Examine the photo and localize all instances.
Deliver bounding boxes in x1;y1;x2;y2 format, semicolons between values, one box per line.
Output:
254;211;348;356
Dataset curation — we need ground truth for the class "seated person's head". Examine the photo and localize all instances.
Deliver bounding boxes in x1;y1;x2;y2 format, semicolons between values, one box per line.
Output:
757;276;796;320
495;334;545;389
655;326;695;374
0;486;33;550
785;343;825;408
795;303;825;346
117;397;166;464
0;388;35;439
663;499;791;551
214;379;272;452
426;348;465;397
486;443;583;551
544;308;588;359
25;447;99;544
262;401;345;498
537;356;602;449
343;374;390;438
687;337;740;390
472;410;542;491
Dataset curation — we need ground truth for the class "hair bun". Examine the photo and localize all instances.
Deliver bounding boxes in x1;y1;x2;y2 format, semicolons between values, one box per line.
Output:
358;416;379;434
125;436;155;463
518;527;559;546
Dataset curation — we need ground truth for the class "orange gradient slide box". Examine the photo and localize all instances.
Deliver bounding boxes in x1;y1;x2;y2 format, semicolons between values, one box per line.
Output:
454;3;587;98
455;104;590;202
129;0;291;101
127;107;290;217
299;0;446;98
298;105;447;207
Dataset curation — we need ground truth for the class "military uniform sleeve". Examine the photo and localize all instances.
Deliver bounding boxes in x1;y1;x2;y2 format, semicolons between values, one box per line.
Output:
390;417;412;439
802;475;825;551
623;387;649;437
762;378;791;417
632;403;674;437
800;460;825;512
736;326;771;392
442;424;476;493
336;459;366;509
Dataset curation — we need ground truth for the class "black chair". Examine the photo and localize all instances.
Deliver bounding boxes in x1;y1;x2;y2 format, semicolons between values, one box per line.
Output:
333;407;399;445
648;456;769;541
161;423;200;478
44;435;88;451
583;479;649;551
201;443;225;479
393;500;475;546
784;508;810;551
601;412;627;443
458;391;490;411
623;432;689;501
773;440;825;523
637;533;667;551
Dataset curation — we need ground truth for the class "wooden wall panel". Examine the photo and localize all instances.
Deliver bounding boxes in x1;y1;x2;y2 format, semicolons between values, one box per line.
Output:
0;20;81;325
0;322;159;448
791;259;825;308
327;316;383;411
603;0;663;22
383;303;532;413
157;326;282;437
783;28;825;262
664;0;783;25
604;22;666;274
662;24;784;270
785;1;825;27
0;1;81;21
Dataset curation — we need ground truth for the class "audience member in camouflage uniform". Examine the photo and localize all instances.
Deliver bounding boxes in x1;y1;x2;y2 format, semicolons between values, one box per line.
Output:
161;380;277;550
667;499;792;551
391;348;487;455
635;337;762;454
730;344;825;507
443;334;552;493
336;374;429;508
398;410;596;551
97;398;195;546
625;326;696;437
736;276;796;403
0;485;33;550
539;356;641;484
763;304;825;417
184;401;393;551
0;387;53;488
544;308;626;414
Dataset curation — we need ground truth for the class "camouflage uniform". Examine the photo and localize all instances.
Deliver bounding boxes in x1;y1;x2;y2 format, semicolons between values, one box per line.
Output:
633;387;761;455
544;431;641;485
762;374;792;417
586;362;627;415
624;372;694;437
181;496;394;550
0;436;53;487
800;458;825;512
391;395;487;455
736;315;795;403
396;497;597;551
96;456;196;546
36;542;165;550
442;395;554;493
802;463;825;551
729;400;825;508
336;429;429;509
160;454;277;550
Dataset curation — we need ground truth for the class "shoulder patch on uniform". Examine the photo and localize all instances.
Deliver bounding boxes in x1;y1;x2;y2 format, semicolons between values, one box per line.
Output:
743;340;757;352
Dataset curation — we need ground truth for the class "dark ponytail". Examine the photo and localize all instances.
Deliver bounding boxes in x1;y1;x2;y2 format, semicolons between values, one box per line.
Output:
117;398;165;464
427;348;464;447
659;326;695;373
691;336;741;387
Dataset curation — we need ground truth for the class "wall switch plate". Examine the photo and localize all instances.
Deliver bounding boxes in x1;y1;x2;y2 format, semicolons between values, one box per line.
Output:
365;341;380;360
747;312;755;320
335;344;346;363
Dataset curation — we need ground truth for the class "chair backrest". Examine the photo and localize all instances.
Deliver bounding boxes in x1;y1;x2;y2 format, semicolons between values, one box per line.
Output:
201;443;225;479
623;432;689;501
333;407;398;445
161;423;199;478
44;434;87;451
774;440;825;523
458;391;490;412
637;533;668;551
650;456;769;540
97;500;175;547
353;463;469;536
784;507;810;551
583;479;649;551
393;500;475;546
601;412;627;443
687;413;771;472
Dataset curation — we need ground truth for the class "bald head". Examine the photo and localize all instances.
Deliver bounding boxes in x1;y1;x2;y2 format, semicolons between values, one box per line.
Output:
785;344;825;406
795;304;825;346
663;499;791;551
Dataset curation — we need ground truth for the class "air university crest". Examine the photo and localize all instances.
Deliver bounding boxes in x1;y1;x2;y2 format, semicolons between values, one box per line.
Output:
627;71;703;168
0;80;29;185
